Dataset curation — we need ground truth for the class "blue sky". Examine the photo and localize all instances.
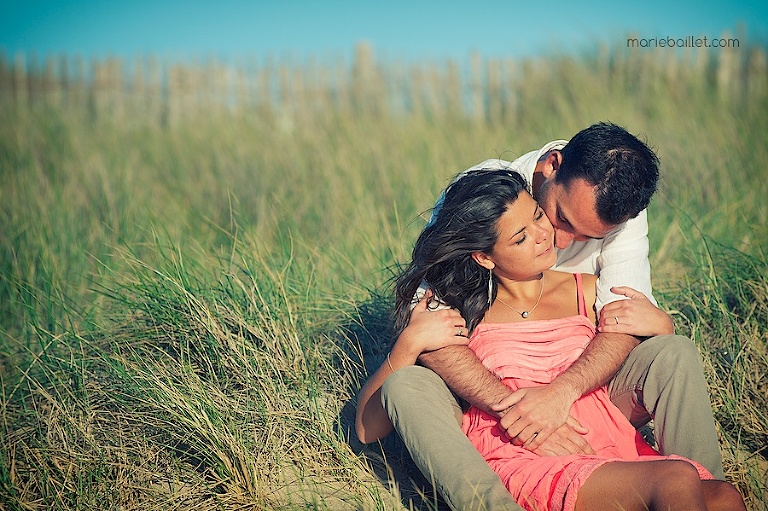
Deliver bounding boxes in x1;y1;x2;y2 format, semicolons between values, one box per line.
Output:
2;1;767;62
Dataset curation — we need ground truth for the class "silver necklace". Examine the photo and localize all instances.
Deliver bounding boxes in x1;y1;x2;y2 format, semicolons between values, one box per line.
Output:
495;278;545;319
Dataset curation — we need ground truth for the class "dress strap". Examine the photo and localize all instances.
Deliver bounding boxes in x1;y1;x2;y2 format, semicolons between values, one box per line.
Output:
575;273;588;317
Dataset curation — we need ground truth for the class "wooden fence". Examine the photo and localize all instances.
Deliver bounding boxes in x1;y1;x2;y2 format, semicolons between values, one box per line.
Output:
1;39;765;125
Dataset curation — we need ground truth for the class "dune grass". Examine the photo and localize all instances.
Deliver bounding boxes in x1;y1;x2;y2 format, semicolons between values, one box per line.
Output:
1;42;767;509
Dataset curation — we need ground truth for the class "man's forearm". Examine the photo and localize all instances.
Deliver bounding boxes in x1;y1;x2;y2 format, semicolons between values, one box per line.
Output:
550;331;639;401
419;332;637;416
418;345;511;413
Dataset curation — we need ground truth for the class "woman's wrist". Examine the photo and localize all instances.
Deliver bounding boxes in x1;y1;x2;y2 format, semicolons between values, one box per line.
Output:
388;333;423;372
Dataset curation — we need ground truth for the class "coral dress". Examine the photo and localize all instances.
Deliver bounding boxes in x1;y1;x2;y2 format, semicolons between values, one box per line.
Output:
462;274;713;511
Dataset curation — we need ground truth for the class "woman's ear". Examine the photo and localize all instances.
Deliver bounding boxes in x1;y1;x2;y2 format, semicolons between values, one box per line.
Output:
471;251;495;270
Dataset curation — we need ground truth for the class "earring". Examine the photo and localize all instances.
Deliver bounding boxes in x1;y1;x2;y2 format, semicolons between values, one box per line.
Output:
487;268;494;306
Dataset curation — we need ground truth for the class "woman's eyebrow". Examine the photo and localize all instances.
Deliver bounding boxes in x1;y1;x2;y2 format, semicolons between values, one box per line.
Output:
507;204;539;241
509;225;525;239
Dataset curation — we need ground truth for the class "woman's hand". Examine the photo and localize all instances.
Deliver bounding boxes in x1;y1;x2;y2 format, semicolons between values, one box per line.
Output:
399;290;469;355
527;420;595;456
598;286;674;337
355;290;467;444
491;384;582;451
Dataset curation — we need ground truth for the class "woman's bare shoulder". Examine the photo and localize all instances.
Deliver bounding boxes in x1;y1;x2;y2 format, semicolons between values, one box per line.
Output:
545;270;598;320
581;273;598;322
543;270;580;296
581;273;598;288
545;270;595;286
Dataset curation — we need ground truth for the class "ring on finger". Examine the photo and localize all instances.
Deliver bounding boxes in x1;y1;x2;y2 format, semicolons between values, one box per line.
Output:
614;316;619;325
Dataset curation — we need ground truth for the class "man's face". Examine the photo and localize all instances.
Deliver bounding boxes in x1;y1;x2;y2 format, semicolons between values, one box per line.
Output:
536;177;616;249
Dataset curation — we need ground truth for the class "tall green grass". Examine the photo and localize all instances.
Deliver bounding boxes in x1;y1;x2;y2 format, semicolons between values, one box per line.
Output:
1;41;767;509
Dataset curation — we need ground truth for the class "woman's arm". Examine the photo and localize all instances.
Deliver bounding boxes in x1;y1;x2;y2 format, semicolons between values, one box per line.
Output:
355;292;468;444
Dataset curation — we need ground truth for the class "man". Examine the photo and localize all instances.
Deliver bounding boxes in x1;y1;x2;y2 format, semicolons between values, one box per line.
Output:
377;122;723;510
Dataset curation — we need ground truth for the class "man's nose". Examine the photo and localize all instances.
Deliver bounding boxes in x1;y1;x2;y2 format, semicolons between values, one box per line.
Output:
554;229;575;249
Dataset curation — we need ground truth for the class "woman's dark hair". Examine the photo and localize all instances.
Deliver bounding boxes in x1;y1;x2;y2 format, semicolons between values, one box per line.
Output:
394;169;529;337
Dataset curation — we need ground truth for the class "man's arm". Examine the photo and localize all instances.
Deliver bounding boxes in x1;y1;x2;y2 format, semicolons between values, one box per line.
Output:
493;330;638;449
420;344;596;455
418;345;513;412
496;211;655;449
594;210;655;309
497;293;678;450
551;330;639;400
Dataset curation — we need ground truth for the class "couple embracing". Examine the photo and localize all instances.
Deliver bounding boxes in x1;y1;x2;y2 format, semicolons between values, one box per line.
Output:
355;123;745;511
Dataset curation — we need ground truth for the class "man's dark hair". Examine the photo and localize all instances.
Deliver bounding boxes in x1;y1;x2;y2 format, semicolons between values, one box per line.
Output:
557;122;659;225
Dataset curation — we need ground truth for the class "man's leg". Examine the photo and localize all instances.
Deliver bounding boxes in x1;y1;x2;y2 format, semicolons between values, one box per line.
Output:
381;365;523;511
608;334;725;479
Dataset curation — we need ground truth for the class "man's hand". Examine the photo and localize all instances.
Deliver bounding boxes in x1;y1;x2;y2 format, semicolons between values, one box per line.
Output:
598;286;674;337
491;384;582;451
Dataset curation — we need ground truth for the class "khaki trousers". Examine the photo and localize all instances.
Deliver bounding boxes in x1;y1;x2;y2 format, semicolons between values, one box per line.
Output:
380;334;724;511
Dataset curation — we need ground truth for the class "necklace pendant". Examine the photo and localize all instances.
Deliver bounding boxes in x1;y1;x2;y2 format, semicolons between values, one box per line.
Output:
521;311;530;318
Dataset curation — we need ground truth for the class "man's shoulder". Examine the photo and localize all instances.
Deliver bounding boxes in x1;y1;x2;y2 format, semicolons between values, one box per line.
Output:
465;141;567;175
465;158;517;172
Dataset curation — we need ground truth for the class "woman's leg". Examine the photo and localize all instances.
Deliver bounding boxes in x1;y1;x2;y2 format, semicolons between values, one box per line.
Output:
381;365;523;511
575;459;745;511
701;480;748;511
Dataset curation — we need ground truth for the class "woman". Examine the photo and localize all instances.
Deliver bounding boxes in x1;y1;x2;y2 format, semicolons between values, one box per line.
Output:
355;170;744;511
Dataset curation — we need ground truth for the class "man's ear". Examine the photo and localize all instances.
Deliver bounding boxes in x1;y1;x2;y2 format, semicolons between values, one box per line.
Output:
471;251;495;270
541;150;562;180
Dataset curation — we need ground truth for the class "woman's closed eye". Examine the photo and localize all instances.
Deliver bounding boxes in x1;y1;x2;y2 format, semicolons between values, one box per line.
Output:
514;207;545;245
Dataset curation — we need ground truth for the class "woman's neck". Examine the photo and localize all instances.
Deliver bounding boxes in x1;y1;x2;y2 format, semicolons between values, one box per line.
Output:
496;272;546;301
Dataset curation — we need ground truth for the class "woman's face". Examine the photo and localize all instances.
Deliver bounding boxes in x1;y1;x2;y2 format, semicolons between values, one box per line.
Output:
484;191;556;280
